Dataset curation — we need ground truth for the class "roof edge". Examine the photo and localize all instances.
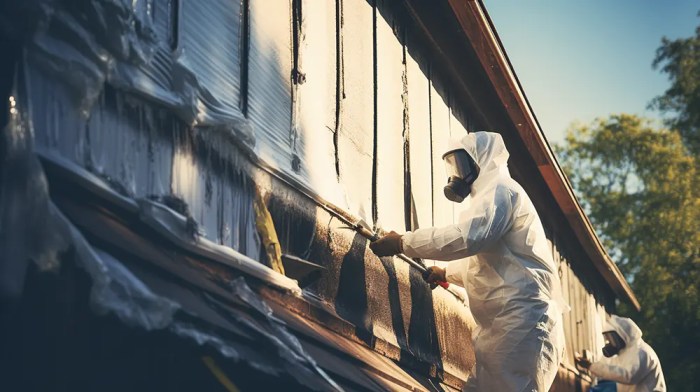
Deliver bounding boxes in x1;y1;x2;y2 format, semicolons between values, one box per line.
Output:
446;0;640;310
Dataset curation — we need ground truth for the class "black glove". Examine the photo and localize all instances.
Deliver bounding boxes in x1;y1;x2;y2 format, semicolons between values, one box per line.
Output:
422;266;446;285
369;231;403;257
574;352;592;370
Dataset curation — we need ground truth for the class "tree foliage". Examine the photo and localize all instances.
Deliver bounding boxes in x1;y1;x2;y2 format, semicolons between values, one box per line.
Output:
556;114;699;390
651;15;700;156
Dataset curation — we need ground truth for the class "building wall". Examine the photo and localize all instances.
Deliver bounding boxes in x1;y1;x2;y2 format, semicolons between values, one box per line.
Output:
17;0;618;389
550;234;617;389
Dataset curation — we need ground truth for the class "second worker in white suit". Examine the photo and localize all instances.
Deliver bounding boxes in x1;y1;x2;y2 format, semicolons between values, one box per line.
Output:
370;131;566;391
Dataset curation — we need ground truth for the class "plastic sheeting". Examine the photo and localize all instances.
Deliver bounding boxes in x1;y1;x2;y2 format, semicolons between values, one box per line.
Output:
86;90;176;197
61;210;338;390
0;89;69;302
1;107;337;387
26;0;250;133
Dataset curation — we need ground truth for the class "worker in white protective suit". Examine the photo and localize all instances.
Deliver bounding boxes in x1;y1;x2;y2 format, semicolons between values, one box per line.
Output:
575;315;666;391
369;131;565;391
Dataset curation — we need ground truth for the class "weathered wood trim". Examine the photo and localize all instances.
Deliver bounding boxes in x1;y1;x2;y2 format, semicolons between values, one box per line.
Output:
440;0;640;310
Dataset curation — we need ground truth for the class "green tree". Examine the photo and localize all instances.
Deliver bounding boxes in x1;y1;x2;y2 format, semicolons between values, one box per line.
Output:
651;15;700;156
556;114;699;391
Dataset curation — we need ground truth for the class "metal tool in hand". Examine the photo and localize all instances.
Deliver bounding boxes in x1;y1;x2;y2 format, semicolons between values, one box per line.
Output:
340;219;450;289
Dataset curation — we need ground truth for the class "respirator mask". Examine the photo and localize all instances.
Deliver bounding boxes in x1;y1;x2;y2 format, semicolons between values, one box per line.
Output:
602;330;626;357
442;149;479;203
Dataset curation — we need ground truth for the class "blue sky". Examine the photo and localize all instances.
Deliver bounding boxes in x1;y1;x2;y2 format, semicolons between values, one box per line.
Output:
482;0;699;144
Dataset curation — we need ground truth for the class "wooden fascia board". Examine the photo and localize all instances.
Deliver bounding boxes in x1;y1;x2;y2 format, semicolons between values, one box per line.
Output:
444;0;640;310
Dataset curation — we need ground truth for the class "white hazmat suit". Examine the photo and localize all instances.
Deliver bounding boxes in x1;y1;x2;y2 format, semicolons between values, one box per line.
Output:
590;315;666;392
401;132;565;391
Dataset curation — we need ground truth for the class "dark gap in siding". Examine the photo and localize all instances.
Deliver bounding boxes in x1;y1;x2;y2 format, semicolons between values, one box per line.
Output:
371;0;378;226
169;0;180;52
428;64;435;227
333;0;344;180
401;42;413;232
239;0;250;116
291;0;302;82
290;0;303;172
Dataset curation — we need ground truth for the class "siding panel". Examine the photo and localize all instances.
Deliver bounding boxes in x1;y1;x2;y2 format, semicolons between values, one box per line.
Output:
374;2;405;230
337;0;374;220
295;0;340;203
406;49;433;230
430;78;452;227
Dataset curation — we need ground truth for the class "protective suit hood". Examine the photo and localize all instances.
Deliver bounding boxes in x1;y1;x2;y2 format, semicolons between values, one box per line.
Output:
605;315;643;345
405;130;564;391
445;132;510;196
590;315;666;391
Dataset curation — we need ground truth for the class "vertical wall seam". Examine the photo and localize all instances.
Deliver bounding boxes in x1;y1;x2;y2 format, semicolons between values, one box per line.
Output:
169;0;180;52
239;0;250;116
333;0;344;180
428;64;435;227
290;0;302;172
401;40;412;231
371;0;378;227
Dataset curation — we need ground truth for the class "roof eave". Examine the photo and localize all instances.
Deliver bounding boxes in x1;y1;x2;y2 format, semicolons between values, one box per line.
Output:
445;0;640;310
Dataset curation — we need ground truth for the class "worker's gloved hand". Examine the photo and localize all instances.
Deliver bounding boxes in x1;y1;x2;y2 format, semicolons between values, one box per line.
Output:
422;266;446;286
369;231;403;257
574;352;592;370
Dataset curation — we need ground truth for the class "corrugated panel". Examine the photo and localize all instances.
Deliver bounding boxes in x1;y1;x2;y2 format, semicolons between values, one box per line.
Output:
179;0;243;111
429;78;452;227
295;0;340;204
374;1;405;230
151;0;178;49
406;47;433;230
171;130;219;241
337;0;374;222
170;130;260;259
218;169;260;258
248;0;294;170
86;91;175;197
28;67;87;166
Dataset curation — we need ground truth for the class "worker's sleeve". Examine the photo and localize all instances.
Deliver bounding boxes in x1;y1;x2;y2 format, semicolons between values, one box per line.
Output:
402;185;515;261
444;258;469;287
589;352;650;385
